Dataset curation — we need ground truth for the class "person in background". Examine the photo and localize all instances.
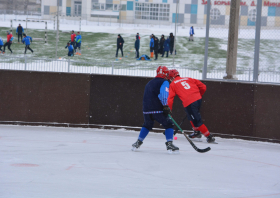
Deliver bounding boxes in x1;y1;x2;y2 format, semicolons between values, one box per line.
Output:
162;36;170;58
116;34;124;58
137;33;140;40
150;34;154;58
22;33;33;54
75;32;82;55
154;37;159;60
3;31;13;54
65;42;74;56
189;26;195;41
70;30;76;52
169;32;176;55
0;36;3;53
159;34;165;55
16;24;24;43
135;34;140;59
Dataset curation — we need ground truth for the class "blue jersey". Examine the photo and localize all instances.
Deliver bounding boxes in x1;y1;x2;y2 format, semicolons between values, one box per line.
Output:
75;35;82;43
143;77;169;113
16;26;24;34
189;27;194;35
164;38;170;52
22;36;32;45
68;45;74;52
0;37;3;46
150;38;154;47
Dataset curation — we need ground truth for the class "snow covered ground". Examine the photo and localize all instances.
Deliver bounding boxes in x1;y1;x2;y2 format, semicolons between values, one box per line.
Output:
1;125;280;198
1;16;280;82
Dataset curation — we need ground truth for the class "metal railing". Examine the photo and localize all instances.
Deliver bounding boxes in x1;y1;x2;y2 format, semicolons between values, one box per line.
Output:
1;55;279;83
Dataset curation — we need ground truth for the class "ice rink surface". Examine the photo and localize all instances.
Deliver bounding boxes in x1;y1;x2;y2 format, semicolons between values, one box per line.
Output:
1;125;280;198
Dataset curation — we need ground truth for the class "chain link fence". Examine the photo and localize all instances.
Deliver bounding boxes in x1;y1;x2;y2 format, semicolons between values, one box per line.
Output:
1;55;279;83
0;1;280;84
205;0;280;83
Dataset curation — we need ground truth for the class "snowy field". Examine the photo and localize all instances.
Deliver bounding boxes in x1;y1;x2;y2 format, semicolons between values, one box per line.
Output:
1;125;280;198
1;18;280;73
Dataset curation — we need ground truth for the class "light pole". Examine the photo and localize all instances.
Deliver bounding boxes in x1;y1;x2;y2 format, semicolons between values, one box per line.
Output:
55;0;60;59
173;0;179;67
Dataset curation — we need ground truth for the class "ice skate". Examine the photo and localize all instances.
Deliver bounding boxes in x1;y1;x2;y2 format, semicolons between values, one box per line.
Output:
206;134;218;144
165;141;179;154
131;139;143;151
188;131;202;142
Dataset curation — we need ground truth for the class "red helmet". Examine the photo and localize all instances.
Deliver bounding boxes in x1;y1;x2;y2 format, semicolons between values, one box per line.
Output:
168;69;180;79
156;66;169;78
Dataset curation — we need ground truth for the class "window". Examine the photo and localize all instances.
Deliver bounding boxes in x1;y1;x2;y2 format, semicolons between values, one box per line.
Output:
106;4;113;10
113;4;121;11
92;3;100;10
74;1;82;16
135;3;170;21
248;9;257;22
121;4;126;11
210;8;220;20
44;5;50;15
92;3;122;11
100;3;105;10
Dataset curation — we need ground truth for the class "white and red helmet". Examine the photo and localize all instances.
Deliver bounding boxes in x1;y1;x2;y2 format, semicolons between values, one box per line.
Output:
156;66;169;78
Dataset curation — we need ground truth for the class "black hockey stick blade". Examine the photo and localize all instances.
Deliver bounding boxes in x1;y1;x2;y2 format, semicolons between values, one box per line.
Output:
168;115;211;153
182;133;211;153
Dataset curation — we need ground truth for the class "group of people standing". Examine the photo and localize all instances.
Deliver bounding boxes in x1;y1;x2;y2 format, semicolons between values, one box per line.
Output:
65;30;82;57
149;32;176;60
65;30;82;56
0;24;33;54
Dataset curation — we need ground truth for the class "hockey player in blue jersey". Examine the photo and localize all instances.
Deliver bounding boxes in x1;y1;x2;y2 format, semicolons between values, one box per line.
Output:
22;33;33;54
0;37;3;53
65;42;74;56
132;66;179;154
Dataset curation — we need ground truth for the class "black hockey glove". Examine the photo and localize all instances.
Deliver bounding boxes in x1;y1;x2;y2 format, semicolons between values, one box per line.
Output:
163;105;172;116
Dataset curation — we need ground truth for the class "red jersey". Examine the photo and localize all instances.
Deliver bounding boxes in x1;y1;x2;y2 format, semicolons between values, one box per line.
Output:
168;76;206;110
71;33;76;42
7;33;13;42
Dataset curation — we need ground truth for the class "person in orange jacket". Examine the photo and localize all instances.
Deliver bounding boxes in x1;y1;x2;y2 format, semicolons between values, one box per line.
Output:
167;69;216;143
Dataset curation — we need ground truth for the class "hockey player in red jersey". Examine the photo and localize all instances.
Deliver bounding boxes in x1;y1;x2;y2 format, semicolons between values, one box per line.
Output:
167;69;216;143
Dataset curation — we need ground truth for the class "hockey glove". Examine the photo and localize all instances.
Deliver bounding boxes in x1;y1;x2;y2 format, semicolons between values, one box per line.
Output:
163;105;172;116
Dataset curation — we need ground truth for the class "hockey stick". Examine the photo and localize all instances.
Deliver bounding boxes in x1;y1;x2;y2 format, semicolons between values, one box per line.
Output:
163;115;187;136
168;115;211;153
173;114;188;135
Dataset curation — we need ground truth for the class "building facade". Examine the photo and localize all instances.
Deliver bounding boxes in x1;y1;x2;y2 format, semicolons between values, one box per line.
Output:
41;0;280;27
